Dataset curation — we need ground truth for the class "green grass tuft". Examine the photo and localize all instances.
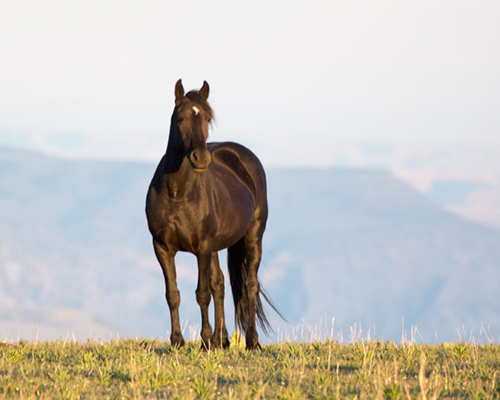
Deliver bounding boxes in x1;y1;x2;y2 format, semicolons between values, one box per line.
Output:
1;336;500;399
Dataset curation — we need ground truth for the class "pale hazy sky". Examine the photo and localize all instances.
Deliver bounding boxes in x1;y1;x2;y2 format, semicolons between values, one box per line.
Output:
1;1;499;164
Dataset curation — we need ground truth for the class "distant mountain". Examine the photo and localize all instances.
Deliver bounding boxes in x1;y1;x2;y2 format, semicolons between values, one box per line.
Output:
0;147;164;340
264;169;500;343
1;147;499;343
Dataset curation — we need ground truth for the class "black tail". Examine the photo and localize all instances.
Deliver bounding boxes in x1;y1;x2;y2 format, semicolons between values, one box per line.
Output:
227;238;283;336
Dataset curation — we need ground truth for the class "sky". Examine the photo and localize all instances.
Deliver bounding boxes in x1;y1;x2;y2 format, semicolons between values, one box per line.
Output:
1;1;499;165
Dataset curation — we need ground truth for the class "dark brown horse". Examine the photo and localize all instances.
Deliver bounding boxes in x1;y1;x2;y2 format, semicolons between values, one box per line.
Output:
146;80;276;350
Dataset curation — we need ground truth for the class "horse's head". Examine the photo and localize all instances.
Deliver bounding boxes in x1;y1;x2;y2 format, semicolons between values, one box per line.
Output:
172;79;213;171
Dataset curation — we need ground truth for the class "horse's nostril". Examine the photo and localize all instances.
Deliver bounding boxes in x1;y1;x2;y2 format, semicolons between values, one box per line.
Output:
190;149;211;171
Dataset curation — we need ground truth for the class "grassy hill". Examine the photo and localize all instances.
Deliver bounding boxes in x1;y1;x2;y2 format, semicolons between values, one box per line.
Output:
1;337;499;399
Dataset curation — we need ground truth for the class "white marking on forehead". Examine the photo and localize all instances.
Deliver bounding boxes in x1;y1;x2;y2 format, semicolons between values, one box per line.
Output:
192;106;200;115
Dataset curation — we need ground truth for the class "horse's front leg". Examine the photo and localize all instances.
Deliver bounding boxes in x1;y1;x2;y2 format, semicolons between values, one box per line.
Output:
196;245;214;349
153;240;184;347
210;252;229;348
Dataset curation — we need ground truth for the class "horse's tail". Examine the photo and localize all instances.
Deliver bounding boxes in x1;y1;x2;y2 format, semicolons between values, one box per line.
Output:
227;238;282;336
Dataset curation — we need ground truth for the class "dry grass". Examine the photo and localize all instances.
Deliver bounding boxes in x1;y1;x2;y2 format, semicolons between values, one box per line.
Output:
1;330;500;399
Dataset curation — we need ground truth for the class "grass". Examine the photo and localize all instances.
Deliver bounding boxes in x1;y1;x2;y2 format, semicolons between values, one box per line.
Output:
1;332;500;399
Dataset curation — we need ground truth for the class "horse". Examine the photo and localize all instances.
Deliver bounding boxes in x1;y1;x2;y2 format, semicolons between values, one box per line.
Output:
145;80;277;350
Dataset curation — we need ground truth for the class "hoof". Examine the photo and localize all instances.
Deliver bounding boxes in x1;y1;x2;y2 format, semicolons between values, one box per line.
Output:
200;334;230;351
200;337;212;351
200;330;214;351
245;333;262;351
212;336;230;349
246;341;262;351
170;333;185;348
212;330;230;349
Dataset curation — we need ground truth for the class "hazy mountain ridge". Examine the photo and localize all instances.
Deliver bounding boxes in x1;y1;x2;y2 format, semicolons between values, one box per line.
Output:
0;148;160;338
1;147;499;342
264;169;500;341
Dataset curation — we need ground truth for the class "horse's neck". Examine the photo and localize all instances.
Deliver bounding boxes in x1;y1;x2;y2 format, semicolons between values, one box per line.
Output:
162;143;195;200
164;136;184;173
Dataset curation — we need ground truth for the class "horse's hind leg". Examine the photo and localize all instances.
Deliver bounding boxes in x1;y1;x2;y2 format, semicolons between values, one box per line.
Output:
210;252;229;348
243;220;266;350
153;240;185;347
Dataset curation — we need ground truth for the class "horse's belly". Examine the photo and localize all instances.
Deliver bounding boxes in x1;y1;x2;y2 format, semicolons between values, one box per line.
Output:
211;194;255;251
211;223;250;251
172;201;252;254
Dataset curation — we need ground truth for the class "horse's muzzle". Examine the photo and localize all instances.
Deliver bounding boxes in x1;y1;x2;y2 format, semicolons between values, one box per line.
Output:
189;149;212;171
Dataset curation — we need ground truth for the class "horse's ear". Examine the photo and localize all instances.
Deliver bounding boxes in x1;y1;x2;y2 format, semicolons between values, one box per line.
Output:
175;79;184;105
199;81;210;100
